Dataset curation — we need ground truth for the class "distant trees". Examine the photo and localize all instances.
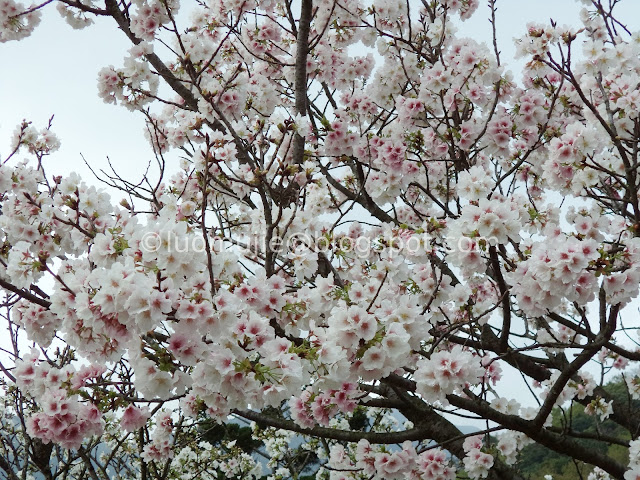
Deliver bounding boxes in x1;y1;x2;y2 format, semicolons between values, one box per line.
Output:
510;377;637;479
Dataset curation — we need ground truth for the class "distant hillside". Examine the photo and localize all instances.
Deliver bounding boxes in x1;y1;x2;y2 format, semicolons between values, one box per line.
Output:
515;379;635;479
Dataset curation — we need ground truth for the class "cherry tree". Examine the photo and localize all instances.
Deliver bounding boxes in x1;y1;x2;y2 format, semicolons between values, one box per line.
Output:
1;0;640;479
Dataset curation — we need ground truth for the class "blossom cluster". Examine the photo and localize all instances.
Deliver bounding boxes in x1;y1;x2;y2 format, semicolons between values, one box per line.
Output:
462;436;494;480
14;350;105;449
325;439;456;480
415;346;485;406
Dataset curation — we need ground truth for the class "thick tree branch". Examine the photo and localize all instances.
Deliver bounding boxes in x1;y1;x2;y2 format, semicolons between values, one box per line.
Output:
448;393;627;479
382;373;628;478
233;409;433;444
291;0;313;165
0;278;51;309
489;246;511;349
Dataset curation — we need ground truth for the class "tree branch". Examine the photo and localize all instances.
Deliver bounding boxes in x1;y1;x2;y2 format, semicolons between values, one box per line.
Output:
291;0;313;165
